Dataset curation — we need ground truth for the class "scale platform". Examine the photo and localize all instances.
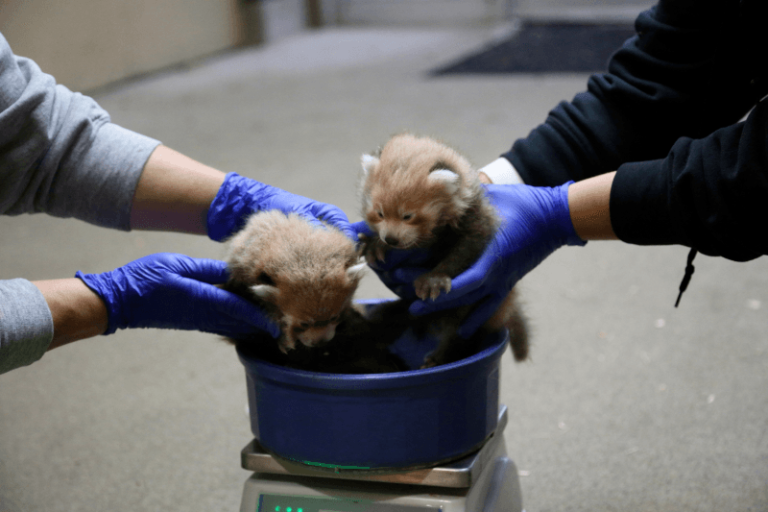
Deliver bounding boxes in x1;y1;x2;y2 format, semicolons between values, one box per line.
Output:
239;405;524;512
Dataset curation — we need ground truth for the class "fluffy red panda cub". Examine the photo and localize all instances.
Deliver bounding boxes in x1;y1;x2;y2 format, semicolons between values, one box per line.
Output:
360;133;528;366
224;210;366;355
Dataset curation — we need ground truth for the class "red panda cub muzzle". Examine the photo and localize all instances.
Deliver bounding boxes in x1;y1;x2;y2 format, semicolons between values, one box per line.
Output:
359;133;529;366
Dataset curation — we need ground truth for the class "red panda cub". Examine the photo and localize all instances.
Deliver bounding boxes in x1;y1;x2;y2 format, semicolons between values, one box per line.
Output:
359;133;529;366
224;210;366;356
223;210;408;374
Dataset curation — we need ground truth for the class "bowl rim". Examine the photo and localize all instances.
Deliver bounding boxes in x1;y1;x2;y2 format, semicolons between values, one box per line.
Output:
237;328;509;391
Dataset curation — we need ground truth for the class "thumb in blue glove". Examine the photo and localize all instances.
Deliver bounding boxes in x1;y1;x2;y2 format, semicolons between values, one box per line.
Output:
207;173;355;242
409;182;586;337
76;253;280;338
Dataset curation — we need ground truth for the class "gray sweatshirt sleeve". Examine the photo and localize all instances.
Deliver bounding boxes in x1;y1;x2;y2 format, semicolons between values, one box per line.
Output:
0;32;161;226
0;32;161;374
0;280;53;375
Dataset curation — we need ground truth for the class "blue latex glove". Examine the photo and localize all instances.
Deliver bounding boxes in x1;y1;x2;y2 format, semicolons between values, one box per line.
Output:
76;253;280;338
357;183;586;337
207;172;355;242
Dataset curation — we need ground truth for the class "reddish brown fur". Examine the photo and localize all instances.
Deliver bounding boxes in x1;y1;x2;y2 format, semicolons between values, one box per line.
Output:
360;133;529;364
225;210;364;353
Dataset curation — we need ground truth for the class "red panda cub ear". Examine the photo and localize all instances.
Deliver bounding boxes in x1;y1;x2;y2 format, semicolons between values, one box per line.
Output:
360;154;380;214
361;154;379;177
346;261;367;282
250;271;279;301
250;284;279;301
428;169;461;195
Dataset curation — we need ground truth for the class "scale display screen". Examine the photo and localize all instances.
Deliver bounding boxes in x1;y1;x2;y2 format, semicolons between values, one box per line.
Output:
258;494;439;512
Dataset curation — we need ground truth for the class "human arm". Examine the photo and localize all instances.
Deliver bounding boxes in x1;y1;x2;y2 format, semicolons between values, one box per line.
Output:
0;31;352;240
0;277;100;375
129;146;226;234
0;32;160;229
129;146;358;240
0;255;280;375
32;279;109;351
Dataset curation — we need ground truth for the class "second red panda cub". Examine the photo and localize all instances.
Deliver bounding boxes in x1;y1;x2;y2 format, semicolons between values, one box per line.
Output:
224;210;366;355
360;133;529;365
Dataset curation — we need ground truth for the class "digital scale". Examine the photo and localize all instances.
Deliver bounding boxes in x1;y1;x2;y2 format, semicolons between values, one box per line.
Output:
238;405;524;512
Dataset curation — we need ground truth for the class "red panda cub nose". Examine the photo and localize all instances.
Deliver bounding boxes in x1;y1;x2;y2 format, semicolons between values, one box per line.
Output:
295;322;337;347
383;236;400;247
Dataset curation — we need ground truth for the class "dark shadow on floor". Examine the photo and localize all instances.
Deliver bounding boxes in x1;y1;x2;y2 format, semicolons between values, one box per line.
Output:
431;23;636;75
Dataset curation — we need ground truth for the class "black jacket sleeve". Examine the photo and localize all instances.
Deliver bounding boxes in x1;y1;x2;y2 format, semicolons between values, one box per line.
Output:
502;0;768;261
611;97;768;261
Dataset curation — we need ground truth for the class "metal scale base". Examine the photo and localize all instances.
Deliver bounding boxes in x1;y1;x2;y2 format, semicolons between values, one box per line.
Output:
239;405;523;512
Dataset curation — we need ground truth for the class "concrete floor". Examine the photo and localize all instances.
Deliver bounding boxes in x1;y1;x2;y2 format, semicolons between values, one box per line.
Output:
1;25;767;512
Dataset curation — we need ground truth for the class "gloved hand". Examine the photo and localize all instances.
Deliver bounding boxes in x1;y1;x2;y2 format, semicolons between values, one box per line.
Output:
76;253;280;338
355;183;586;337
207;172;355;242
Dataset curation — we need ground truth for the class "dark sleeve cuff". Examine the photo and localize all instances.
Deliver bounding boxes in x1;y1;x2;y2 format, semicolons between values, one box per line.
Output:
610;100;768;263
610;159;680;246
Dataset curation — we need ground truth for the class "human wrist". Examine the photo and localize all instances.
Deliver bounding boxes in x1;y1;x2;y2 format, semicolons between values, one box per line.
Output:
130;145;226;235
567;172;617;241
551;182;588;247
35;278;109;348
75;271;123;334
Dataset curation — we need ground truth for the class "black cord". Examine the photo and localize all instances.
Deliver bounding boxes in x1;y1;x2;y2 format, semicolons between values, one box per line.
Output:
674;248;698;308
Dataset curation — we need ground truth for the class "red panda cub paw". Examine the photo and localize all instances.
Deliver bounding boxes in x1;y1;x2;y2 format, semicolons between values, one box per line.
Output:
277;335;296;354
414;272;452;301
359;234;389;267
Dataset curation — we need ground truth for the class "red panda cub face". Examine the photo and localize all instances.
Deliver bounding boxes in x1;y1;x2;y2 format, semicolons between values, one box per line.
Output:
360;134;475;248
272;270;363;350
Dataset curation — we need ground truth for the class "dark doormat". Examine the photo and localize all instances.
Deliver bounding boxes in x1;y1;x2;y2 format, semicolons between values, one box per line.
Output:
431;22;636;75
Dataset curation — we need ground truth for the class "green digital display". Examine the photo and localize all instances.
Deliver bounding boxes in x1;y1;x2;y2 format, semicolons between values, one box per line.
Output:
258;494;434;512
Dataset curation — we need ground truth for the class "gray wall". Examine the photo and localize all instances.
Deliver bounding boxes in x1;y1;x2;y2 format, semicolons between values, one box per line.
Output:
0;0;246;92
330;0;510;26
0;0;650;93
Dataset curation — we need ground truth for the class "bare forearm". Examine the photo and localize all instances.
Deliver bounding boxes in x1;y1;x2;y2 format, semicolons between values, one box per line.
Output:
33;279;108;351
567;171;617;240
129;145;226;235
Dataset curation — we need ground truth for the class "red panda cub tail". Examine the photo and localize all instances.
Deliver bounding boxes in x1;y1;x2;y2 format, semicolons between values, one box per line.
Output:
359;133;529;365
224;210;366;355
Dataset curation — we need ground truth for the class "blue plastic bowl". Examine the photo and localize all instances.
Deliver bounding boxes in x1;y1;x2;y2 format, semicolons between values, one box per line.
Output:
238;301;509;470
